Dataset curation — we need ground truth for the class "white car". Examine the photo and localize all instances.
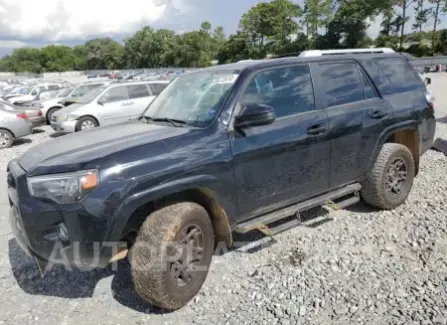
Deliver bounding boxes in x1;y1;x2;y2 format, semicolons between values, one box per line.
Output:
51;80;169;133
7;84;60;105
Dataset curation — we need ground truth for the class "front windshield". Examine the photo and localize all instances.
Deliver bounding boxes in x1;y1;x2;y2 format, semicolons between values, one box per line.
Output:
71;84;102;98
78;85;107;104
58;87;74;98
19;87;32;95
143;71;238;127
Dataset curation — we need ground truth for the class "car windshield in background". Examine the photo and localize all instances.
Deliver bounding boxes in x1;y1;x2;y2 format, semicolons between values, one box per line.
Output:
58;87;74;98
19;87;32;95
143;72;238;127
78;85;107;104
71;84;102;98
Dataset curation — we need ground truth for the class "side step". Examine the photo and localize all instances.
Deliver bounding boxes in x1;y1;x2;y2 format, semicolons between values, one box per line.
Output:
234;183;361;234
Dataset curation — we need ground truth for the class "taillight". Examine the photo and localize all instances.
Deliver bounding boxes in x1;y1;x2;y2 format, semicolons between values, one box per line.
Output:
37;110;42;117
426;92;435;110
16;113;28;119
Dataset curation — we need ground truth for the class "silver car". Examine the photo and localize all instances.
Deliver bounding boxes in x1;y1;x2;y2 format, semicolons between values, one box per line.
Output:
0;101;45;128
0;107;33;149
51;81;169;133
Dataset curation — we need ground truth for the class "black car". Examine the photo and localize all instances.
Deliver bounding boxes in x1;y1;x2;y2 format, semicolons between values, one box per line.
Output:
8;49;436;311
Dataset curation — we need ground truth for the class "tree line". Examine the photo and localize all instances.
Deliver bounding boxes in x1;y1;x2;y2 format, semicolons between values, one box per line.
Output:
0;0;446;73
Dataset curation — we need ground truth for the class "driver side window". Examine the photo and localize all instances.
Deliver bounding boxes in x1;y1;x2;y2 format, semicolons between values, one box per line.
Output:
241;65;316;119
99;86;128;104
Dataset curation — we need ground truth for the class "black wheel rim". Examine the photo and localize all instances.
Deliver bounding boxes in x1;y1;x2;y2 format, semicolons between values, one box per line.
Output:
385;158;407;196
169;224;205;287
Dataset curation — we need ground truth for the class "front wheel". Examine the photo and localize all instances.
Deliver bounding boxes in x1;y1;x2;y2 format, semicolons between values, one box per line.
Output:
129;202;214;310
361;143;415;210
75;116;98;132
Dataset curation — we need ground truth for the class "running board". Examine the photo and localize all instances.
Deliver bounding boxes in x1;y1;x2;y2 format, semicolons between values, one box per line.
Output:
234;183;361;234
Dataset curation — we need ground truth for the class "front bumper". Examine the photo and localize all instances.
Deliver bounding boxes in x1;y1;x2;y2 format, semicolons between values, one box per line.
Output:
7;160;125;268
50;119;77;133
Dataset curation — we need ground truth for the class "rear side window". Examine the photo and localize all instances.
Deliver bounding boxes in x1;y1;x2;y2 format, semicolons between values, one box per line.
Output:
241;65;315;118
360;70;379;99
149;83;168;96
319;62;364;107
375;58;422;93
127;84;150;99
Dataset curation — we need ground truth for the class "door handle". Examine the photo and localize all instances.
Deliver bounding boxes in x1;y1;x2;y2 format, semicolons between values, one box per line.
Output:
369;110;388;119
307;123;328;135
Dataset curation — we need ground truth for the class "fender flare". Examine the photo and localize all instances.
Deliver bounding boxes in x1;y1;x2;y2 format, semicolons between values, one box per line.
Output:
367;120;419;171
106;174;233;247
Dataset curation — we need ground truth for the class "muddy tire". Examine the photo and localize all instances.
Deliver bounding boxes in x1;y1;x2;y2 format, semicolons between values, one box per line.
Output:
361;143;415;210
129;202;214;310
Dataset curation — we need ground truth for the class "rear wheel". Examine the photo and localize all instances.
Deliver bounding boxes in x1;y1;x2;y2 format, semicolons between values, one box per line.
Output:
361;143;415;210
75;116;98;132
129;202;214;310
0;129;14;149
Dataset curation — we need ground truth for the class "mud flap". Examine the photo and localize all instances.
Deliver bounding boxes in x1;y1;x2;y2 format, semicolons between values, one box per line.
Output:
431;138;447;155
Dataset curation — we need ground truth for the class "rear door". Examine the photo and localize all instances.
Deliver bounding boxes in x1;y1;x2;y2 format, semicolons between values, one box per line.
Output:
97;85;130;125
126;84;152;120
315;61;391;188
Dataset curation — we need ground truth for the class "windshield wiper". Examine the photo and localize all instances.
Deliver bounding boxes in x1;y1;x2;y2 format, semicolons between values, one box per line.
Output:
141;116;188;127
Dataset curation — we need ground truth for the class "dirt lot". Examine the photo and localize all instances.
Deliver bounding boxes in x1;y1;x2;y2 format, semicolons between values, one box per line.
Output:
0;73;446;325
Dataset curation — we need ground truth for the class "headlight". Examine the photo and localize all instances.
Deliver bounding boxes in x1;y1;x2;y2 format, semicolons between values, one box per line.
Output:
27;170;99;204
67;114;79;120
59;114;67;121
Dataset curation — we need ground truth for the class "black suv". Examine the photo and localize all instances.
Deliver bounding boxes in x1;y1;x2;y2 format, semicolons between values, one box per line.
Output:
8;51;435;310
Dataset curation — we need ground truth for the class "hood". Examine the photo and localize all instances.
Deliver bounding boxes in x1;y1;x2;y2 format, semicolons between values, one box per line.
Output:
18;120;192;175
11;95;34;102
53;103;87;117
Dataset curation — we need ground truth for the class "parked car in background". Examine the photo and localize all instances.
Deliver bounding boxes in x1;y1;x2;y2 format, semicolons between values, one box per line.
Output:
14;88;67;108
51;80;169;133
0;101;45;128
58;82;109;107
7;84;62;105
0;106;33;148
43;82;108;123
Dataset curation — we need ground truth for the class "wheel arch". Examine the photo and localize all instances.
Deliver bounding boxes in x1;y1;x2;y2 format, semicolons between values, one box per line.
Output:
369;121;420;175
112;176;233;249
0;127;15;138
77;115;100;127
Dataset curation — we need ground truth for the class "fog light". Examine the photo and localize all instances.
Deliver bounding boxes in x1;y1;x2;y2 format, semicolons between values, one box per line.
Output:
57;223;69;242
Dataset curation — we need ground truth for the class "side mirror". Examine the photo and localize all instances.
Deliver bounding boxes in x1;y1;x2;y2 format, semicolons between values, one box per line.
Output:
31;91;37;96
234;103;276;129
425;77;431;85
98;98;105;106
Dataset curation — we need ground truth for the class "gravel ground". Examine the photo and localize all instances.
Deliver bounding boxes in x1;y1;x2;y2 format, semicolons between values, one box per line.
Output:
1;74;447;325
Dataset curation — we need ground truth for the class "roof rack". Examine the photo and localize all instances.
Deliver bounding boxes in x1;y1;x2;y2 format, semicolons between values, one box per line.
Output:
299;48;395;57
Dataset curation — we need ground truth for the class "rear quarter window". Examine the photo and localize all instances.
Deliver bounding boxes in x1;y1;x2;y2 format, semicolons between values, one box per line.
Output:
375;58;423;93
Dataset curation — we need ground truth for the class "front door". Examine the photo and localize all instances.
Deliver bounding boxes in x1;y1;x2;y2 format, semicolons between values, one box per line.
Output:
99;85;130;125
230;64;331;219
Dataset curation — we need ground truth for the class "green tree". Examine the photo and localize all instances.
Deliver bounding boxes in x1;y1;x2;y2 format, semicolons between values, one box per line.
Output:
201;21;212;33
394;0;415;49
73;45;87;70
429;0;447;54
303;0;334;48
123;27;177;68
239;0;302;54
84;38;124;70
40;45;79;72
413;0;431;44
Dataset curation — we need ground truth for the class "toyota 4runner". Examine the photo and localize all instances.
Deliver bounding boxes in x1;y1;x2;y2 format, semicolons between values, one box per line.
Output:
7;49;436;310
